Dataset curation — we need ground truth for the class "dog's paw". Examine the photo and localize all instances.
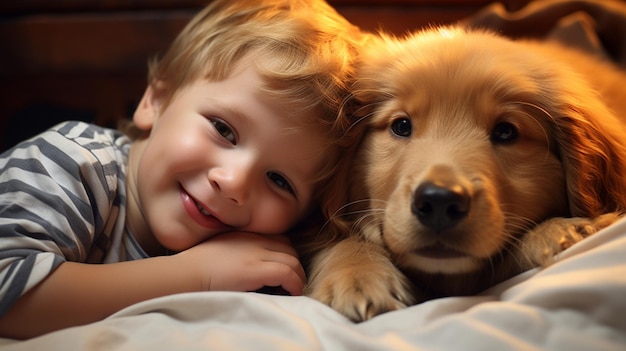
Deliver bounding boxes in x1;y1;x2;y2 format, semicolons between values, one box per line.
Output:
308;262;415;322
557;212;622;250
305;238;416;322
521;212;622;267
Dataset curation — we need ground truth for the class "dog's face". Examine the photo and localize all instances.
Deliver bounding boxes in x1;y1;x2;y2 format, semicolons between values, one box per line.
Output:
304;27;626;319
350;28;608;275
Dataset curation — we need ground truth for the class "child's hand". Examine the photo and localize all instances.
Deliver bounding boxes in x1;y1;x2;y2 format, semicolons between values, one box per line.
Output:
175;232;306;296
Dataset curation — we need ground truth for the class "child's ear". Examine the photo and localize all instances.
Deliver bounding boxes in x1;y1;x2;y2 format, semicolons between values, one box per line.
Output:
133;81;166;131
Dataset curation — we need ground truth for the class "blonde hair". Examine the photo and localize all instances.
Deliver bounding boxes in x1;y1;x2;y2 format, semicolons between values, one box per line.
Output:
129;0;366;230
151;0;360;115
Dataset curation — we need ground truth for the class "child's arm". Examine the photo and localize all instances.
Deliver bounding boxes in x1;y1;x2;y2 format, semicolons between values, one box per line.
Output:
0;232;305;339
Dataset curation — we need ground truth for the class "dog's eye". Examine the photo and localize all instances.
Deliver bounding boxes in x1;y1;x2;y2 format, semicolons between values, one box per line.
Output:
390;117;412;137
491;122;518;143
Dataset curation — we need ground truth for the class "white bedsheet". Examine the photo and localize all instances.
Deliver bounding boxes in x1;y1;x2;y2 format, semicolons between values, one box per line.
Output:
2;218;626;350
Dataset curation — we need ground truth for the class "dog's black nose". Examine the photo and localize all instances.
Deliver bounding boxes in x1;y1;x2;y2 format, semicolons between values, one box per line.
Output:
412;181;470;232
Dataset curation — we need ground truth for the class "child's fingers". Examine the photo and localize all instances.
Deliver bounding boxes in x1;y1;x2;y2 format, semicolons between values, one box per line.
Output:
221;232;299;257
257;260;306;296
266;250;306;284
254;233;299;257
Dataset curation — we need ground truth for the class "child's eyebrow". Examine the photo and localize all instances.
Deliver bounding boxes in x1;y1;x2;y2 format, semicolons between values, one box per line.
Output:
204;99;249;124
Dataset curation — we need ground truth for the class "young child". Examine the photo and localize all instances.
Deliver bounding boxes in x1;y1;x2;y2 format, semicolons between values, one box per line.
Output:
0;0;363;339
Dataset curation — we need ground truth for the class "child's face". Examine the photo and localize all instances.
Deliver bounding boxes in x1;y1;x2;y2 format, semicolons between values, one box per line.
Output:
127;61;328;252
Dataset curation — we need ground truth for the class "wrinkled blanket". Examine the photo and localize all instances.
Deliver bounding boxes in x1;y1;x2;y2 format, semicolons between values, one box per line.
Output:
461;0;626;66
2;217;625;350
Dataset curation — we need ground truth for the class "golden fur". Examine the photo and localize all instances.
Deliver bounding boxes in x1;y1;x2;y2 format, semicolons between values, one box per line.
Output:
304;26;626;322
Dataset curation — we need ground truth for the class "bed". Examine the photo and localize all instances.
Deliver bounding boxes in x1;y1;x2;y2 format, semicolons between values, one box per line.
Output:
1;216;625;350
1;1;626;349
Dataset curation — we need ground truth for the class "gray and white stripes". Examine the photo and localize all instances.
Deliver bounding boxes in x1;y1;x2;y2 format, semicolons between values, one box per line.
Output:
0;121;147;316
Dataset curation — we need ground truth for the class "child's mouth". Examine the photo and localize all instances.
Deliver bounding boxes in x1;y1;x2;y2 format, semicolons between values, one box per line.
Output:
179;185;229;230
195;201;212;217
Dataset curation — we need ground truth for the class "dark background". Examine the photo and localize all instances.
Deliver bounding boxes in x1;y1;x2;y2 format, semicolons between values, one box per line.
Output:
0;0;533;152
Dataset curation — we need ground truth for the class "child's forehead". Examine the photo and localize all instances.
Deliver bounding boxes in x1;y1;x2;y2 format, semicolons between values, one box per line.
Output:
239;55;327;121
221;59;327;129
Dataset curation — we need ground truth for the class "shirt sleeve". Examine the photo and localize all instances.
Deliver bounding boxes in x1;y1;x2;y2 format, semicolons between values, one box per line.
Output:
0;122;121;316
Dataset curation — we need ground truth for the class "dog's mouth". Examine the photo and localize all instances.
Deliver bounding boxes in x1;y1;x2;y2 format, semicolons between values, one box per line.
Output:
414;243;467;259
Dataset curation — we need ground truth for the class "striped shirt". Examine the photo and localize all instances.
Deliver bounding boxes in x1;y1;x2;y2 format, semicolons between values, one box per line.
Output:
0;121;148;316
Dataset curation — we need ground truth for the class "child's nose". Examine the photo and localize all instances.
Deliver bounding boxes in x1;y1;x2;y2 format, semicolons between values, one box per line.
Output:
208;165;251;205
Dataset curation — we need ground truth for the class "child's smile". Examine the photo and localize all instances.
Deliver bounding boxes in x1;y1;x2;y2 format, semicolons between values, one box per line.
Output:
179;185;231;231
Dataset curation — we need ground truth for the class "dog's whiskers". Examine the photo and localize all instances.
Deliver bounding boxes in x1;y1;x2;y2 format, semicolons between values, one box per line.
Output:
343;103;385;136
340;88;393;135
514;103;554;160
478;211;542;279
317;199;387;236
352;210;384;233
501;213;553;269
351;85;396;99
511;101;554;120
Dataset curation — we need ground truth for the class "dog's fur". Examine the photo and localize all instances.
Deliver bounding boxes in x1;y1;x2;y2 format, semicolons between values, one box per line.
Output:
303;27;626;322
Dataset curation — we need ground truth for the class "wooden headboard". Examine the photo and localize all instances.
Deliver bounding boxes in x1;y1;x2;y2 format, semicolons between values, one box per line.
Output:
0;0;529;152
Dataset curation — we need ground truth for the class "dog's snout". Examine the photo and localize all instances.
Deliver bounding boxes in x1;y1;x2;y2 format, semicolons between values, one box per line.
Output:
412;181;470;232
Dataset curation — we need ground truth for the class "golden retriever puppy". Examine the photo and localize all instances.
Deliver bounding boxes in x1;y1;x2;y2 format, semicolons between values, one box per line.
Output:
304;26;626;322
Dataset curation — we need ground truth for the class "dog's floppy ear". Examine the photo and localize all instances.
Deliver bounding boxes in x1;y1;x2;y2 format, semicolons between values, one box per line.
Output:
553;103;626;217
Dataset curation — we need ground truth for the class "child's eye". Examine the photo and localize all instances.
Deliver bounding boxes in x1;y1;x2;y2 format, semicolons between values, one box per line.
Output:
210;119;237;145
267;171;295;195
